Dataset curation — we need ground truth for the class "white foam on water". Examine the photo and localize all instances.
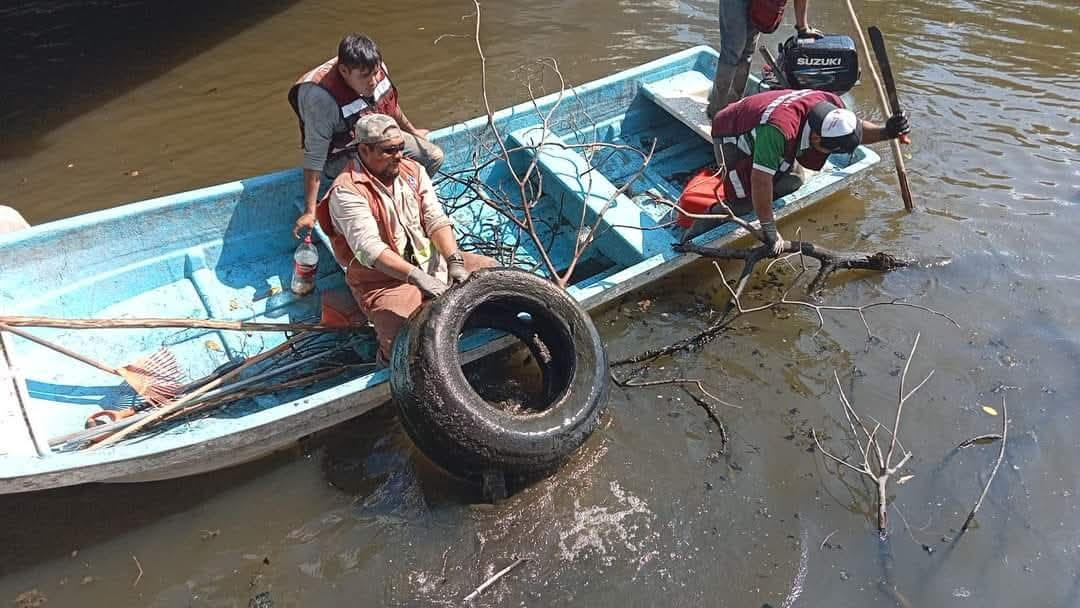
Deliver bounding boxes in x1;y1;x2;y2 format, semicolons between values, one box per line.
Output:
556;481;655;566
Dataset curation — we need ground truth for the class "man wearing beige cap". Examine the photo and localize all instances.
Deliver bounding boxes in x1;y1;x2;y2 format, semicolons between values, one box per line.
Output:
316;114;496;360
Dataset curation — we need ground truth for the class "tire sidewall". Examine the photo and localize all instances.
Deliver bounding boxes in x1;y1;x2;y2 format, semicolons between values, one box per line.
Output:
390;268;609;478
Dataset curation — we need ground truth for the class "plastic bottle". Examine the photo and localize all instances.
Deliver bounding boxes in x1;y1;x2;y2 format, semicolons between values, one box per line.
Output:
290;235;319;296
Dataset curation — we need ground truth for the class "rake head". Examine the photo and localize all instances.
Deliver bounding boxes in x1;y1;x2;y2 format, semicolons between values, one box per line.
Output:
116;348;185;406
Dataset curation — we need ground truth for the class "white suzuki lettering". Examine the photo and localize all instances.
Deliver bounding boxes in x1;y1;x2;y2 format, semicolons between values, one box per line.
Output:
796;57;842;67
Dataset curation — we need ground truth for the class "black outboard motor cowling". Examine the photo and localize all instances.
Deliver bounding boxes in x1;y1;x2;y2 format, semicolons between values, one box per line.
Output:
779;34;860;93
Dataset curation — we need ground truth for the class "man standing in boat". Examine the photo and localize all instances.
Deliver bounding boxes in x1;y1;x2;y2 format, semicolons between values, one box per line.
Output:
289;33;444;239
707;0;822;119
316;114;495;362
682;88;911;247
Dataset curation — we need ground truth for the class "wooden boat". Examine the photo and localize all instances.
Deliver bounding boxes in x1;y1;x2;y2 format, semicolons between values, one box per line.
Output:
0;46;879;494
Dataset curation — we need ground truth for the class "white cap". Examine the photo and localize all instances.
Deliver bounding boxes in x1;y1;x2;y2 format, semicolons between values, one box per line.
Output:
819;108;858;138
809;102;862;152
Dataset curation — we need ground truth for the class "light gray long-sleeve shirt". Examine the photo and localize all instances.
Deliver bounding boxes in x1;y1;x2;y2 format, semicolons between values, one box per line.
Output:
296;83;351;174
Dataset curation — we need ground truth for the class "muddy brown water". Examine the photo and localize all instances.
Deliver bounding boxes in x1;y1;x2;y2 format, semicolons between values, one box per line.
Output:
2;0;1079;606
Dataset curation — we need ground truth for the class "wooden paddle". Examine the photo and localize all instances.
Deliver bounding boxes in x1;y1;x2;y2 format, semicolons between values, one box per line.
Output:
842;1;916;211
868;26;914;207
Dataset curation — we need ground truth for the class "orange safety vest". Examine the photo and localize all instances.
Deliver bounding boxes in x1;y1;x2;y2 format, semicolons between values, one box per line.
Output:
315;158;425;290
287;58;399;157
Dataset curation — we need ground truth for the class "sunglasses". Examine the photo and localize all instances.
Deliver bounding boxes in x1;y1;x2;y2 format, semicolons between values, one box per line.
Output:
378;143;405;155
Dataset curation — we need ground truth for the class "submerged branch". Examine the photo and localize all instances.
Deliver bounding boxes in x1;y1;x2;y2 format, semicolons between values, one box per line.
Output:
958;396;1008;535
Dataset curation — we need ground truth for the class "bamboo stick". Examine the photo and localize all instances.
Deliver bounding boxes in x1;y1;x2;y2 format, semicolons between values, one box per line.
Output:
89;332;312;449
0;322;122;375
842;0;916;211
0;315;367;333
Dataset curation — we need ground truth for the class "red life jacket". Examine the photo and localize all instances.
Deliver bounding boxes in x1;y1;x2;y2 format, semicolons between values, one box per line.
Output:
708;88;843;201
315;158;425;291
288;58;400;158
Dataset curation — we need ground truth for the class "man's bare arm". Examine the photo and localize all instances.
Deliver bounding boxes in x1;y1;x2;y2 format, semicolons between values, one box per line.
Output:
294;169;323;238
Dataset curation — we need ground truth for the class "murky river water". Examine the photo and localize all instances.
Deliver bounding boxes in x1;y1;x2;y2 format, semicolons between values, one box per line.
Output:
2;0;1079;606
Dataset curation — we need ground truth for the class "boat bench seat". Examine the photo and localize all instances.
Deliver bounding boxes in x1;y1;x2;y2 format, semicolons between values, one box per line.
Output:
639;70;714;143
508;125;671;264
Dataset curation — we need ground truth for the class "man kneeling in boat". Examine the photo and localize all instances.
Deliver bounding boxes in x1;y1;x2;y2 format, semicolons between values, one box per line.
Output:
680;89;910;247
316;114;496;362
290;33;444;240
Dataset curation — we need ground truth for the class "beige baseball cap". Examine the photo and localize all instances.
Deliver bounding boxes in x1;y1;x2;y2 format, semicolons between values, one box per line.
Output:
354;113;401;144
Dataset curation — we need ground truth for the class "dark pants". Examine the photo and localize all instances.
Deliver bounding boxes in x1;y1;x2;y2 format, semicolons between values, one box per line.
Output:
706;0;758;118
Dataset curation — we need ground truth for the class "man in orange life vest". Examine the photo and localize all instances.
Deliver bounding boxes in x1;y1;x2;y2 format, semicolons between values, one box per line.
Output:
316;114;497;360
289;33;444;239
681;88;911;248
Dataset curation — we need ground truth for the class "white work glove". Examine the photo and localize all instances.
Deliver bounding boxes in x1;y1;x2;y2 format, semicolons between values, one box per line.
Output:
446;252;471;285
760;220;786;255
406;268;448;299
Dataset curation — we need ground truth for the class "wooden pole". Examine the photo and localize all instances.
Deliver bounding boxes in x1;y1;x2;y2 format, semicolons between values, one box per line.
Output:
88;332;311;449
843;0;916;211
0;315;366;333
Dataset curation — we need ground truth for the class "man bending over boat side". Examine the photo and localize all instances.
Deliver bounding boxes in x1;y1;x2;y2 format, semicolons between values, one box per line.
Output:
316;114;496;363
680;88;911;246
289;33;444;239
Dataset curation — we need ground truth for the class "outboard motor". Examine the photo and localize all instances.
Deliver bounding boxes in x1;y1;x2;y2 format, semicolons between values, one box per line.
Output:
775;34;860;93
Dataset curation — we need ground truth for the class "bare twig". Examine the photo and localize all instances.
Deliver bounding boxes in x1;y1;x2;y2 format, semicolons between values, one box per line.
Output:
612;374;733;452
612;375;739;409
439;545;452;584
131;555;143;588
464;558;528;602
959;396;1008;534
455;1;656;287
812;335;929;538
613;252;956;367
820;530;839;551
956;434;1002;449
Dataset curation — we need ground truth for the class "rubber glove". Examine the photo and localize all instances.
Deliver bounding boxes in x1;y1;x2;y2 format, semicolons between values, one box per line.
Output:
761;220;787;255
446;252;470;285
406;268;449;299
884;112;911;140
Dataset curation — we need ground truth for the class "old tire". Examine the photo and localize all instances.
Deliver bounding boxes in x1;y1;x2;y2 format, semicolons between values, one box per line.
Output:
389;267;609;480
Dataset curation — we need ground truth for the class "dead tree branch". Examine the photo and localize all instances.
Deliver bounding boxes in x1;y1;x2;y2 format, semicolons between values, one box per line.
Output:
611;373;734;452
958;395;1008;535
458;1;655;287
812;334;932;538
614;251;956;367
